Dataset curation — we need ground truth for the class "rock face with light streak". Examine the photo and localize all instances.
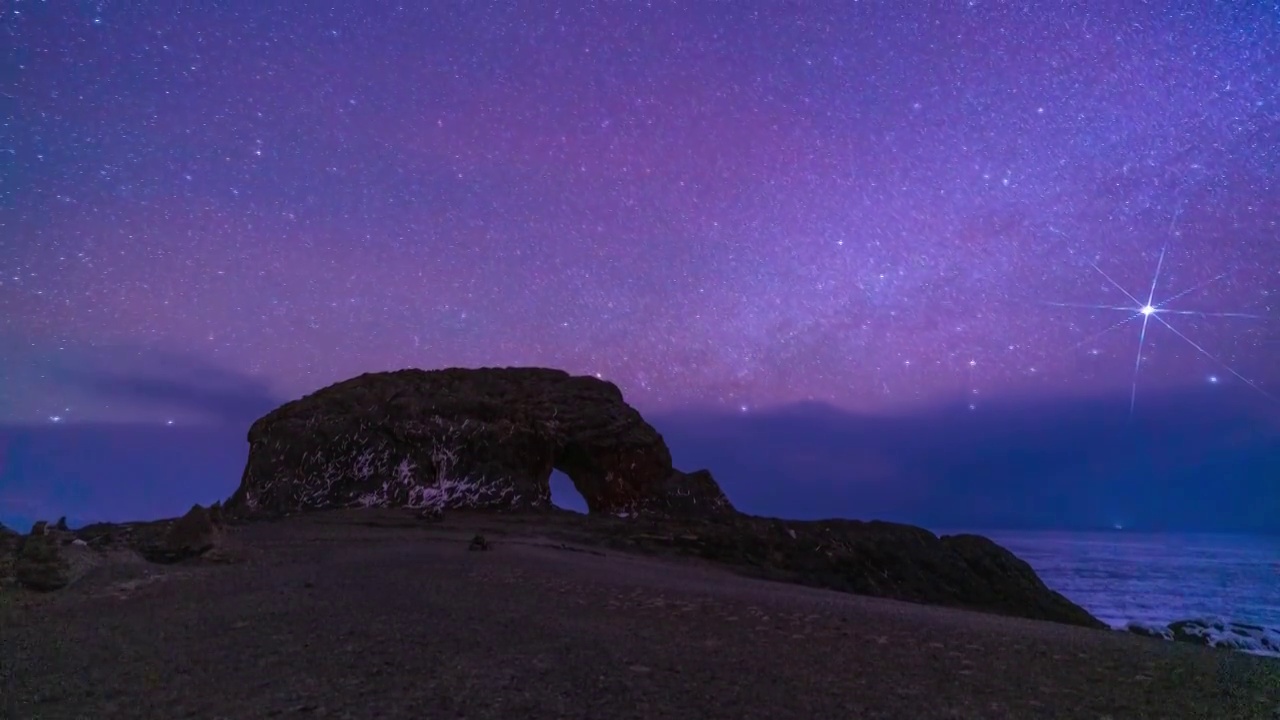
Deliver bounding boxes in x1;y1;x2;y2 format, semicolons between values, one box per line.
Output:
225;367;733;519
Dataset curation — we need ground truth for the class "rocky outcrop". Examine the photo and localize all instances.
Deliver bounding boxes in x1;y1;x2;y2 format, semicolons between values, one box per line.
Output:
7;522;101;592
1;366;1105;629
147;504;222;564
936;533;1102;626
14;534;72;591
226;367;734;519
211;366;1104;627
88;505;231;564
1;505;235;594
600;514;1106;628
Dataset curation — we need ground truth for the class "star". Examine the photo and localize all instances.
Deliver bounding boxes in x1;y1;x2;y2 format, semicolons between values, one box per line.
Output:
1047;244;1271;415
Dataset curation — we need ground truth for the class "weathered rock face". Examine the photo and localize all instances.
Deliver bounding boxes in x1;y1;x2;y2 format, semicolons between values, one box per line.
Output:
226;367;734;518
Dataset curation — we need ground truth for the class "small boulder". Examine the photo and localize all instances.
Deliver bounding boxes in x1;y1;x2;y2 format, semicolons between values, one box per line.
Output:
1168;620;1214;646
15;535;71;591
148;504;221;563
468;534;491;551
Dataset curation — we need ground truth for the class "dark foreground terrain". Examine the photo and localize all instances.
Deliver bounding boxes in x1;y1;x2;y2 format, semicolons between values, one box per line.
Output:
3;509;1278;720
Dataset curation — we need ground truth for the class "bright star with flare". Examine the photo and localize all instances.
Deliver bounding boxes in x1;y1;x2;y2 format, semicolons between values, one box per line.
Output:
1046;244;1270;416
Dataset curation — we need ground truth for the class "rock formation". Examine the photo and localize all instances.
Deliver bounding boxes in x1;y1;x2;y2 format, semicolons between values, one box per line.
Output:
7;522;100;592
0;505;236;594
14;533;72;592
603;515;1106;628
1;367;1110;629
226;367;733;518
147;504;223;564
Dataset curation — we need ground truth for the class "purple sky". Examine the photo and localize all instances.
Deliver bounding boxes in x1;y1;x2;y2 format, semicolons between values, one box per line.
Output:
3;2;1279;424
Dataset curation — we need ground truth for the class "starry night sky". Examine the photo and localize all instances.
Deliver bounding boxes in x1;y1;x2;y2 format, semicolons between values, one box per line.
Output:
2;3;1279;530
5;1;1278;423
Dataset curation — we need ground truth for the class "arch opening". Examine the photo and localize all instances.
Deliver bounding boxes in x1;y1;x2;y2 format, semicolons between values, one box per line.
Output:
548;469;588;513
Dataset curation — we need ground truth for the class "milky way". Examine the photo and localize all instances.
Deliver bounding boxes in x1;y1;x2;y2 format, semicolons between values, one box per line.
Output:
4;3;1278;422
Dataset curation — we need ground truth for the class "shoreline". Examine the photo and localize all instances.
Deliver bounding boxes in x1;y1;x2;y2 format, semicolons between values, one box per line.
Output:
972;528;1280;659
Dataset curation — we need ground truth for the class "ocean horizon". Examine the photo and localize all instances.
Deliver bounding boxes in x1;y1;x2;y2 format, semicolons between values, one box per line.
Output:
960;528;1280;655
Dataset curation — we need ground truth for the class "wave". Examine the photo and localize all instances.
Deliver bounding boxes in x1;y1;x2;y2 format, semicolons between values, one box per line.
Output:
1118;617;1280;658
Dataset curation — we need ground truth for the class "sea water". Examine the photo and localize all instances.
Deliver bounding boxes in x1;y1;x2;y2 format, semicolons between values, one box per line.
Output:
975;529;1280;654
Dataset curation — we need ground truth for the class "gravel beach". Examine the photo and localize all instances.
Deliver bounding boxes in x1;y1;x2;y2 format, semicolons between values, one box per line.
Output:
2;511;1277;720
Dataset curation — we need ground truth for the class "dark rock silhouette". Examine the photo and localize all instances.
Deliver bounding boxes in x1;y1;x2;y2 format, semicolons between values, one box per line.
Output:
147;504;222;564
2;368;1111;630
226;367;734;518
207;366;1107;628
0;509;239;594
601;515;1105;629
936;533;1104;626
3;520;110;592
14;534;71;592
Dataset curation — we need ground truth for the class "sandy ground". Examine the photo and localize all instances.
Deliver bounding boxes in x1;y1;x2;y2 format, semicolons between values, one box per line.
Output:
2;511;1277;720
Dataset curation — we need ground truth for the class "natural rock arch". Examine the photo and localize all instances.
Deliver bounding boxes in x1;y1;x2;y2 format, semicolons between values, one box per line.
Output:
225;367;733;519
